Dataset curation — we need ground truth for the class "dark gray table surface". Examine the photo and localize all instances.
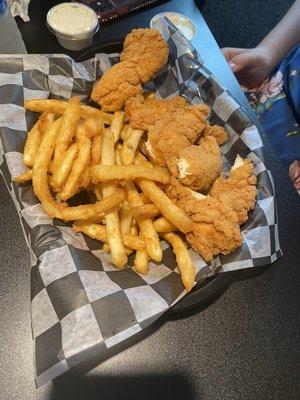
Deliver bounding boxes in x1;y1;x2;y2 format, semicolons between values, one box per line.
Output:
1;1;299;399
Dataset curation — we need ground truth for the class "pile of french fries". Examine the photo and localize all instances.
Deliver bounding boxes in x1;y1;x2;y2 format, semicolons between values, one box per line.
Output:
16;96;196;292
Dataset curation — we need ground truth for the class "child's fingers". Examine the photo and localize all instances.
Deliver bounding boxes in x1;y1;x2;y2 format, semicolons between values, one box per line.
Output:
221;47;247;62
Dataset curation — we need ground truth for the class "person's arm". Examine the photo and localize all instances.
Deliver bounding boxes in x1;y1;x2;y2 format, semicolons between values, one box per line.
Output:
222;0;300;88
259;0;300;68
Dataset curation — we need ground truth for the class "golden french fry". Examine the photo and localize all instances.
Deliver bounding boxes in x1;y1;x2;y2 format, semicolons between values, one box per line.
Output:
163;232;195;292
102;243;110;253
74;222;144;250
94;185;102;201
101;128;115;165
90;165;169;184
115;146;122;166
79;167;91;189
120;124;130;141
76;118;103;139
154;165;170;177
136;151;170;177
123;234;145;250
32;118;64;218
134;248;149;275
120;205;133;235
38;111;56;135
61;190;124;221
51;143;78;190
14;169;33;184
130;204;160;220
31;117;124;221
120;128;143;165
53;97;81;170
91;134;103;165
23;120;41;167
153;217;177;233
125;182;162;262
110;111;125;142
103;211;127;268
73;222;106;241
134;155;192;232
101;128;127;269
130;221;138;236
24;99;112;125
139;140;148;156
135;151;153;167
138;179;193;234
59;134;92;200
119;205;134;256
139;193;152;204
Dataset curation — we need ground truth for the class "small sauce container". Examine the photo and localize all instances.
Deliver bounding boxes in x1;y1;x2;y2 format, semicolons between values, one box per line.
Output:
47;2;99;51
150;12;197;41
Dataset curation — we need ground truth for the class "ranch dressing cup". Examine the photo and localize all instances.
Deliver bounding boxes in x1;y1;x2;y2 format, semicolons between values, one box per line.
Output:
47;2;99;51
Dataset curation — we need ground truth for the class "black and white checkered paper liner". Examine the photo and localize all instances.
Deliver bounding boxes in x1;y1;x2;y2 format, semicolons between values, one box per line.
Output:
0;20;281;387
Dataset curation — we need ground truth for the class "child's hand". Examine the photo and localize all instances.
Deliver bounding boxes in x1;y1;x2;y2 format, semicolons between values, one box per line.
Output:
221;47;274;89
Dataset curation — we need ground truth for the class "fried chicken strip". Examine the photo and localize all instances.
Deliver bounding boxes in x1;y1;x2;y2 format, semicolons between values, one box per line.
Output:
209;155;257;224
120;28;169;83
91;61;142;112
166;136;222;191
166;177;242;261
203;124;228;145
125;94;188;130
146;103;210;166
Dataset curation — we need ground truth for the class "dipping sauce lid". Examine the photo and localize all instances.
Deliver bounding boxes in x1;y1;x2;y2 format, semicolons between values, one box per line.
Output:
150;12;197;41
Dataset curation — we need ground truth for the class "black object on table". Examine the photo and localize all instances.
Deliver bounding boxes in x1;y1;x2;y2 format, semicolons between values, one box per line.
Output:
0;1;299;399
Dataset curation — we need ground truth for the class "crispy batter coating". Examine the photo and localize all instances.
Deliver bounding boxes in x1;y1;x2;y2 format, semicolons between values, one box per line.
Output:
125;95;188;130
203;124;228;145
91;61;142;111
147;104;210;166
166;177;242;261
209;158;257;224
120;28;169;83
166;136;222;191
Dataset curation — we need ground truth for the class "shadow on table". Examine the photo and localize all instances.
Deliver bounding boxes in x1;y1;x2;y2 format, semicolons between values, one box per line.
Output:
51;373;196;400
49;265;272;399
50;314;197;399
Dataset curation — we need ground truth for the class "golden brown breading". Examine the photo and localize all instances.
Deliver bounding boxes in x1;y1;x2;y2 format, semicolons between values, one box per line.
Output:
166;136;222;191
147;104;210;166
166;177;242;261
120;28;169;83
125;95;188;130
91;61;142;112
209;157;257;224
203;124;228;145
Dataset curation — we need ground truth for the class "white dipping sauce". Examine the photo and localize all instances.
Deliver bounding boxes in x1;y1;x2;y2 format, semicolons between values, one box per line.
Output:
47;3;99;51
49;4;96;35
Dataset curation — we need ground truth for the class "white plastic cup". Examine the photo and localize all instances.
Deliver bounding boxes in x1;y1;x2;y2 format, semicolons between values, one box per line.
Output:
150;12;197;41
47;2;99;51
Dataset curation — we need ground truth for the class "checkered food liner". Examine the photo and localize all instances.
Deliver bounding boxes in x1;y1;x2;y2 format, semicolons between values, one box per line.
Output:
0;19;281;387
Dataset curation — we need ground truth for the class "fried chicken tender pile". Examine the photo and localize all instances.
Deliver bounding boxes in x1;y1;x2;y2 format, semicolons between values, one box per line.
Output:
91;28;169;111
147;103;210;166
166;136;222;192
125;95;188;130
120;28;169;83
166;177;242;261
209;155;257;224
